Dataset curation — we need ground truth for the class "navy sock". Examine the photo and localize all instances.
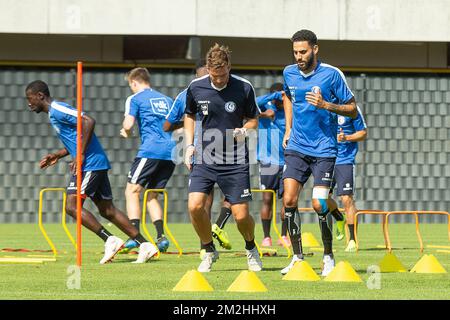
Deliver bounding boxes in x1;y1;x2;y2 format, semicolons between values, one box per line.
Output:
262;219;271;238
201;241;216;253
215;207;232;229
96;227;112;242
153;219;164;239
130;219;140;232
245;239;256;250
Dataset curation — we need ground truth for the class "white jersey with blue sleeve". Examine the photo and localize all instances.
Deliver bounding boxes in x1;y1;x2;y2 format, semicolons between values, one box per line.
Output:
283;61;354;158
48;101;110;172
256;92;285;165
166;89;187;125
336;106;367;165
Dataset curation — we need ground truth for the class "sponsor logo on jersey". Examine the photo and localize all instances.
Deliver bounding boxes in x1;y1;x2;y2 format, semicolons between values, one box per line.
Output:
343;183;353;191
240;188;251;198
150;98;170;116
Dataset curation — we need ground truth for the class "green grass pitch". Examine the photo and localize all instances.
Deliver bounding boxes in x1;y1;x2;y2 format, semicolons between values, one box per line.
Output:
0;222;448;300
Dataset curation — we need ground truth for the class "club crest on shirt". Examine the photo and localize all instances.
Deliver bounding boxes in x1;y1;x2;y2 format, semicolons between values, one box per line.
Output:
224;101;236;113
338;115;346;125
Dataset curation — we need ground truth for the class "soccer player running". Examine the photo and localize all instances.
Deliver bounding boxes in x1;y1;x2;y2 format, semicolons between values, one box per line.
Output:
332;107;367;252
184;44;262;273
281;30;357;276
25;80;157;264
164;60;233;252
255;83;290;247
120;68;176;253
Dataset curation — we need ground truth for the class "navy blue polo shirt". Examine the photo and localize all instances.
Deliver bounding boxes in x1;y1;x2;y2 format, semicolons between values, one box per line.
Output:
185;74;260;165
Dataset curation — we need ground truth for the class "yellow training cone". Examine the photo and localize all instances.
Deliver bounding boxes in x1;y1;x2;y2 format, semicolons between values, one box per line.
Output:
378;253;407;273
410;254;447;274
283;261;320;281
302;232;321;247
173;270;214;291
227;271;268;292
324;261;362;282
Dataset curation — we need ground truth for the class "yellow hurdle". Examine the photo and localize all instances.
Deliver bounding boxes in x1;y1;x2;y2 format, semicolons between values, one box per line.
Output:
38;188;77;257
142;189;182;257
251;189;291;259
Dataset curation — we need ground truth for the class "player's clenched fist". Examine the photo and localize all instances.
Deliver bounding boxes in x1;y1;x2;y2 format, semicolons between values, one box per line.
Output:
39;153;58;169
184;144;195;171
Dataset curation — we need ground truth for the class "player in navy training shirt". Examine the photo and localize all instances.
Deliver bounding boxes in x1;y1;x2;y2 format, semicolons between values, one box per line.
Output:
120;68;176;254
164;60;233;252
25;80;157;264
183;44;262;273
280;30;358;276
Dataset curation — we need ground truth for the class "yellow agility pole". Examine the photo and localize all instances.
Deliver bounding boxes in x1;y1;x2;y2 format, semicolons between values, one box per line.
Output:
251;189;291;259
38;188;77;257
142;189;183;257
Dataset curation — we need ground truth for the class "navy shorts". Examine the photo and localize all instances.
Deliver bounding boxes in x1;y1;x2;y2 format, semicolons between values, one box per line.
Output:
127;158;175;189
259;162;284;199
282;150;336;188
67;170;113;201
331;164;355;196
188;164;252;205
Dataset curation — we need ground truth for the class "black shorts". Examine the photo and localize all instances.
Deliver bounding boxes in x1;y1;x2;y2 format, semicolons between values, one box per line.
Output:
188;164;252;205
67;170;113;201
282;150;336;188
331;164;355;196
127;158;175;189
259;162;284;199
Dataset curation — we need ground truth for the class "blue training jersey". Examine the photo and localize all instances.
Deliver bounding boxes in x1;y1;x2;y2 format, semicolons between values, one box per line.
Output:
165;88;203;146
283;61;354;158
48;101;111;172
125;88;175;161
336;106;367;165
256;92;285;165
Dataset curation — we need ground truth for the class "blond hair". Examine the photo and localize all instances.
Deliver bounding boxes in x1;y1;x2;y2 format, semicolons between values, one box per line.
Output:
125;67;151;84
206;43;231;69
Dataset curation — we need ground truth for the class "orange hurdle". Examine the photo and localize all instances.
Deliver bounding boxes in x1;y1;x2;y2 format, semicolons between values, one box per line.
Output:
385;211;450;253
354;210;389;252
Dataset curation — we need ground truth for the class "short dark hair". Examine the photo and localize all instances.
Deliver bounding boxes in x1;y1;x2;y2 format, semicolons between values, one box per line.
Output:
270;82;283;93
291;29;318;46
25;80;50;97
195;59;207;71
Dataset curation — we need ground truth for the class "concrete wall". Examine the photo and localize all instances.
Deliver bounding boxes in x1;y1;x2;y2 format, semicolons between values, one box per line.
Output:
1;0;449;41
0;34;447;69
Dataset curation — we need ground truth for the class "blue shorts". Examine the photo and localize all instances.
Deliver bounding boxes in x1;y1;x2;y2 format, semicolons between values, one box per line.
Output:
188;164;252;205
67;170;113;201
331;164;355;196
259;162;284;199
282;150;335;188
127;158;175;189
